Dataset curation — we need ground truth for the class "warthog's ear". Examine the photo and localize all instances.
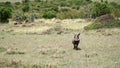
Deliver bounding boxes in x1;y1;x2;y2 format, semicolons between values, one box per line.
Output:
78;33;80;36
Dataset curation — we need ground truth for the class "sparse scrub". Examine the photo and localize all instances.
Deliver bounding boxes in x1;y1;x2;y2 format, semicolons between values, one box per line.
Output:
57;10;81;19
13;12;27;23
111;8;120;18
59;7;70;12
0;58;22;68
41;28;53;35
79;5;92;18
54;24;62;31
84;19;120;30
6;51;25;55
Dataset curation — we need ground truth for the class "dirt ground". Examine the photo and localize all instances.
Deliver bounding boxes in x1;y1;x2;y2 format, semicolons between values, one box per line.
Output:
0;19;120;68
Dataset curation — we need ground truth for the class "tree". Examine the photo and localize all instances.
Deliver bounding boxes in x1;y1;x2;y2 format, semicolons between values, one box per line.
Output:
0;7;12;23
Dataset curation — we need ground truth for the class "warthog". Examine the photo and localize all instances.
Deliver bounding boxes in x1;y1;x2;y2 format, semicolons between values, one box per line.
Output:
72;33;80;50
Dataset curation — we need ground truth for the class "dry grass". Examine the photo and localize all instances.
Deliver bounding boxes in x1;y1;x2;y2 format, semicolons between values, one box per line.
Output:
0;0;22;3
0;19;120;68
0;47;6;53
2;19;91;35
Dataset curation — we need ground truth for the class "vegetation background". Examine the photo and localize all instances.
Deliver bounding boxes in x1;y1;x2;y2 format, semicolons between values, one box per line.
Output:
0;0;120;68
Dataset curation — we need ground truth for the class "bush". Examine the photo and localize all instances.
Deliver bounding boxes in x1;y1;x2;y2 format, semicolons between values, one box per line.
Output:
22;4;30;12
0;7;12;23
4;1;13;8
42;11;56;19
15;2;21;5
90;2;111;18
34;0;41;2
5;1;11;5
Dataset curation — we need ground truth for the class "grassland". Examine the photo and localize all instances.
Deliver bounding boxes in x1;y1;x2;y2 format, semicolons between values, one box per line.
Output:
0;19;120;68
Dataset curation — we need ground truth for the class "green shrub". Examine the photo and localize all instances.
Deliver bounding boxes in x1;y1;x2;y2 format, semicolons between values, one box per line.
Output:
4;1;13;8
117;20;120;25
5;1;11;5
42;11;56;19
15;2;21;5
0;7;12;23
59;7;71;12
110;2;120;8
34;0;41;2
22;4;30;12
71;5;80;10
84;23;102;30
90;2;111;18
